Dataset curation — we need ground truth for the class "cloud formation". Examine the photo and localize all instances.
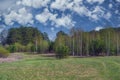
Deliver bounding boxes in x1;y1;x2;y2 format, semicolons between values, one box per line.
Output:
0;0;119;29
18;0;50;8
86;0;104;4
95;26;103;31
4;7;33;25
35;8;75;28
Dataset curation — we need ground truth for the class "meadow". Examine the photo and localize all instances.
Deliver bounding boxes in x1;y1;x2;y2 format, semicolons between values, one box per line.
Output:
0;53;120;80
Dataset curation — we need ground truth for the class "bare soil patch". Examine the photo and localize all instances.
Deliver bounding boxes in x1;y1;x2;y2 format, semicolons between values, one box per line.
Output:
0;53;23;63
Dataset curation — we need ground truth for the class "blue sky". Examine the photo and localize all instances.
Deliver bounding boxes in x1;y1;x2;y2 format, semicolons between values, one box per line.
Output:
0;0;120;40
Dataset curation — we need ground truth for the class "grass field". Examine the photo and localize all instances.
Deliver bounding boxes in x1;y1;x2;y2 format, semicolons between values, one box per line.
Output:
0;53;120;80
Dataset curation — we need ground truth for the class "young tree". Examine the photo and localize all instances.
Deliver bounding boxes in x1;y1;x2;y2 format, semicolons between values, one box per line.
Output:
70;28;75;56
54;31;70;58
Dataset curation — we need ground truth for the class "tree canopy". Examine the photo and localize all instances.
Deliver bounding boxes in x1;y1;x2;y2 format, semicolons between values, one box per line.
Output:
0;26;120;57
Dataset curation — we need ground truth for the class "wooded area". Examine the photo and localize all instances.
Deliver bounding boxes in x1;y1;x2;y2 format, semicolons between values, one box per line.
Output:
0;26;120;58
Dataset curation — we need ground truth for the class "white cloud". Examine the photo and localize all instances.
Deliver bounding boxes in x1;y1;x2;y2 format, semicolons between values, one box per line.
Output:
49;34;56;41
90;14;99;20
20;0;32;7
0;16;1;21
0;25;5;33
4;11;17;25
50;0;107;21
83;6;106;21
50;0;83;12
51;0;66;11
51;0;75;11
73;5;89;16
87;0;104;4
51;27;55;32
1;0;111;27
35;8;57;24
18;0;50;8
109;4;113;8
104;12;111;20
92;6;104;14
0;0;16;11
36;8;75;29
89;6;104;20
0;0;23;16
95;26;103;31
35;14;48;24
0;0;118;30
53;15;75;28
116;0;120;2
115;10;119;14
4;7;33;25
16;1;22;5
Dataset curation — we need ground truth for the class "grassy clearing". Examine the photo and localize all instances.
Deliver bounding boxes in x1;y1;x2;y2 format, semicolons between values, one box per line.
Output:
0;53;120;80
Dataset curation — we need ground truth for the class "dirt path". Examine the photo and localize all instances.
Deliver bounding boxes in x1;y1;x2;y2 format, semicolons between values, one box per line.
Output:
0;53;23;63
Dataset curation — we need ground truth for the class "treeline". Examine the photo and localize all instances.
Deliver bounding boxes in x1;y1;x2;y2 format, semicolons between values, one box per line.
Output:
1;27;50;54
0;26;120;58
54;27;120;57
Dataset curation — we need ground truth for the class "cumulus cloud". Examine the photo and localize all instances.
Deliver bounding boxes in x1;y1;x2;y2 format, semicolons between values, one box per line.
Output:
50;0;109;21
87;0;105;4
35;8;75;28
51;27;55;32
89;6;104;20
95;26;103;31
0;0;118;30
18;0;50;8
109;3;113;8
0;0;16;11
51;0;84;13
52;15;75;28
73;5;89;16
0;25;6;33
115;10;119;14
104;12;111;20
51;0;76;11
116;0;120;2
4;7;33;25
35;8;58;25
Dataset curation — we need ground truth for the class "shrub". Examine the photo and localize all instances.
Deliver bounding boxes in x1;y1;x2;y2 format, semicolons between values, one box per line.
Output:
89;39;105;56
26;43;33;52
31;45;36;52
0;47;9;58
14;43;25;52
110;46;117;56
7;43;26;53
55;44;70;59
37;40;49;53
7;45;17;53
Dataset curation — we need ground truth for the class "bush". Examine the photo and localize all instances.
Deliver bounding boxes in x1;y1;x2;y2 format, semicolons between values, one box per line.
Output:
7;43;26;53
110;46;117;56
31;45;36;52
26;43;33;52
7;45;16;53
89;39;105;56
14;43;25;52
55;44;70;59
0;47;9;58
37;40;49;53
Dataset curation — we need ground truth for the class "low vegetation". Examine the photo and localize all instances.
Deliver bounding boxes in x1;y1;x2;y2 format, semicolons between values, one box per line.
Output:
0;47;9;58
0;53;120;80
55;44;70;59
0;26;120;80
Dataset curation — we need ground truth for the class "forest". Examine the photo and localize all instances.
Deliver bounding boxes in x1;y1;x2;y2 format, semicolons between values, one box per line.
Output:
0;26;120;58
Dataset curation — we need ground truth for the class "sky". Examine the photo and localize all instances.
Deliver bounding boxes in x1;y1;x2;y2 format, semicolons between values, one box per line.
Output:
0;0;120;40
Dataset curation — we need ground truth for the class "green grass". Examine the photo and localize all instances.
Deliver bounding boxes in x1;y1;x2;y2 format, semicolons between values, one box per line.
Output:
0;54;120;80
